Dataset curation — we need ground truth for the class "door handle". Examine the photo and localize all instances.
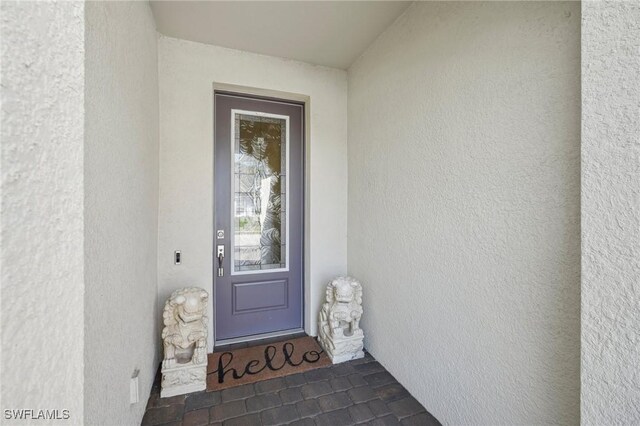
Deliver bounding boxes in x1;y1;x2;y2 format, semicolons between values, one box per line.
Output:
217;245;225;277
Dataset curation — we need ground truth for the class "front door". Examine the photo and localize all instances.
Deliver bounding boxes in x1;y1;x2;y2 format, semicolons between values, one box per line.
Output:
214;92;304;342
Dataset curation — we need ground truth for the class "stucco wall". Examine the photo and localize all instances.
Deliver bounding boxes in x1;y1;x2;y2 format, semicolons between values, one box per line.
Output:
84;2;159;424
347;2;580;424
581;1;640;424
0;1;85;423
158;36;347;347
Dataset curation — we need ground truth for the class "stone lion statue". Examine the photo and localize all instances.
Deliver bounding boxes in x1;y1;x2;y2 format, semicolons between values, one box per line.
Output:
318;277;364;363
319;276;363;339
162;287;208;369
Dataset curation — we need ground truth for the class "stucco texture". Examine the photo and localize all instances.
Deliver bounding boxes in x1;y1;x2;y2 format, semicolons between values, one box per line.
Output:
581;1;640;424
158;36;348;346
348;2;581;425
84;2;159;424
1;1;85;423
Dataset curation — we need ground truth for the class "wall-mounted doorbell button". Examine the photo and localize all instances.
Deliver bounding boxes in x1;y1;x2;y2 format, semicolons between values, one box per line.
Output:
174;250;181;265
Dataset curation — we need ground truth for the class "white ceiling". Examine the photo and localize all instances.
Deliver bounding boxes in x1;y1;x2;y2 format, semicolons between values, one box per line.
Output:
149;1;412;69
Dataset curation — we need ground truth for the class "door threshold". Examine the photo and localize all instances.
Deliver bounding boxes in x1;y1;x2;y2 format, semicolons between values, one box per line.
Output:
214;328;305;349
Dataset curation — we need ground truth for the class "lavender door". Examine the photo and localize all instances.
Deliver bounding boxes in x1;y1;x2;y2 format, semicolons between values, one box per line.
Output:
214;92;304;342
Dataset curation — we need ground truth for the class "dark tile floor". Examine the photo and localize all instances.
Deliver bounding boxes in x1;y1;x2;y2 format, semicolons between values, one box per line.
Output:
142;337;440;426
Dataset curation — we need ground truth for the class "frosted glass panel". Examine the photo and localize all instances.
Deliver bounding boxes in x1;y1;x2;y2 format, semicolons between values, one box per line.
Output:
232;111;287;273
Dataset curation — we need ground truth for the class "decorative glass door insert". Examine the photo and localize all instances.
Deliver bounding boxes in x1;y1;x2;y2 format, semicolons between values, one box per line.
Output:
231;110;289;274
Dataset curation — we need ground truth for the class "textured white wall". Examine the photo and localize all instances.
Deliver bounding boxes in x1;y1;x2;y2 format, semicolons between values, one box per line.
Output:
348;2;580;424
84;2;159;424
158;36;347;346
1;1;85;423
581;1;640;424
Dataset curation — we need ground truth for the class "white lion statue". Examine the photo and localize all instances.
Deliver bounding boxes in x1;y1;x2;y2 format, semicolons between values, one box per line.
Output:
318;276;364;363
162;287;208;369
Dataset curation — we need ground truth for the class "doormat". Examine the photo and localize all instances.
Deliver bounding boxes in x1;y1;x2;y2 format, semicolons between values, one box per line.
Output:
207;336;331;391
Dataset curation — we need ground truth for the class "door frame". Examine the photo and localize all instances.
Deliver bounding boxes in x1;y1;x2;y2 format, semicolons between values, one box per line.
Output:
211;83;311;348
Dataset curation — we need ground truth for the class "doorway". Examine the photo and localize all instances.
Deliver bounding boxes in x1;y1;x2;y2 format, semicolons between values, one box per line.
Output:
214;92;304;344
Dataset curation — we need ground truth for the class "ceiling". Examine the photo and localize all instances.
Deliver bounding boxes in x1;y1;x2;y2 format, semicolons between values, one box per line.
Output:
149;1;412;69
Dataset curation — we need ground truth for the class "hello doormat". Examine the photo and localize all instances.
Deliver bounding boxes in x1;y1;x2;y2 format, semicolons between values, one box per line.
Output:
206;336;331;391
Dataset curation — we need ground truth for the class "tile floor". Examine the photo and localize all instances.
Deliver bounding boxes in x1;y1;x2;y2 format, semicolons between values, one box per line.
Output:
142;337;440;426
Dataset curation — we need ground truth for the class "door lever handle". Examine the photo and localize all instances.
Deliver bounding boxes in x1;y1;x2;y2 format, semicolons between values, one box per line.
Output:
217;245;225;277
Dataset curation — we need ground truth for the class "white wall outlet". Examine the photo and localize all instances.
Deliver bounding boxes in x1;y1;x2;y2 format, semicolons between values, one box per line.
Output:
130;369;140;404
